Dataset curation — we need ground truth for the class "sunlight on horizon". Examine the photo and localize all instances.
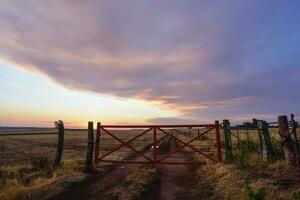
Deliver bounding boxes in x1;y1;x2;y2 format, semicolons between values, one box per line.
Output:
0;60;180;128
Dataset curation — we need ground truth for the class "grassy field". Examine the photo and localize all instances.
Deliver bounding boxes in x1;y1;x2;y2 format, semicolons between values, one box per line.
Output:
1;126;289;166
0;126;219;200
0;129;88;165
1;127;300;200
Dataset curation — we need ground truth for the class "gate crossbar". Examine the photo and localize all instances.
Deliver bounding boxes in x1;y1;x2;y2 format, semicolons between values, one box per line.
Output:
95;122;222;165
98;127;153;161
100;127;153;162
157;126;217;163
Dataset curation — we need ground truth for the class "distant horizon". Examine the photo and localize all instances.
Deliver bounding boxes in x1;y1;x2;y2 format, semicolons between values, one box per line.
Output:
0;115;292;129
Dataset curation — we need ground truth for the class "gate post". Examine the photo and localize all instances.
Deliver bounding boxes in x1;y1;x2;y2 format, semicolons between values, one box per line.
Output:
223;119;233;162
152;127;157;164
215;120;222;162
86;121;94;169
94;122;101;164
55;120;64;167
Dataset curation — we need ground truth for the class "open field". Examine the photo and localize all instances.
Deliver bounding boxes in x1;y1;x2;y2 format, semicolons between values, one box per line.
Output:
0;126;219;200
0;126;221;165
0;129;88;165
1;126;300;200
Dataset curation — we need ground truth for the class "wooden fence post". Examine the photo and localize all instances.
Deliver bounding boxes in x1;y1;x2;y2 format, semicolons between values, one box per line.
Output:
278;115;297;166
257;120;274;161
94;122;101;164
223;119;233;162
55;120;64;167
291;114;300;165
215;120;222;162
86;121;94;169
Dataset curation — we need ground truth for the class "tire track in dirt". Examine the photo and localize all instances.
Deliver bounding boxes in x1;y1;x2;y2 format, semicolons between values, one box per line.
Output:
51;142;200;200
157;156;198;200
49;164;137;200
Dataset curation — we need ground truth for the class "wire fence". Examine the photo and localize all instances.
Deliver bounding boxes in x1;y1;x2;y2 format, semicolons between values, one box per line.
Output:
0;126;89;167
221;117;300;163
1;117;299;167
0;129;58;166
63;129;88;161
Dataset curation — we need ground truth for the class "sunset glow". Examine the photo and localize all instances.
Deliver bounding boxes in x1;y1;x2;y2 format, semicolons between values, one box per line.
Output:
0;61;179;127
0;1;300;127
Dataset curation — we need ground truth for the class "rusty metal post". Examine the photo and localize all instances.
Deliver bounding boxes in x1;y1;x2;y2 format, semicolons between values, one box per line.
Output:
215;120;222;162
86;121;94;169
94;122;101;164
153;127;157;164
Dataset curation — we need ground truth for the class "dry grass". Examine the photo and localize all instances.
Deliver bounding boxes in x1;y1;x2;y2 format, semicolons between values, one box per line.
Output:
100;167;159;200
192;132;300;200
194;152;300;200
0;159;86;200
195;163;247;199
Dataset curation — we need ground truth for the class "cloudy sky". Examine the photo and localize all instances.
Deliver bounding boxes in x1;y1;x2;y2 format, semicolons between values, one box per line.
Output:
0;1;299;127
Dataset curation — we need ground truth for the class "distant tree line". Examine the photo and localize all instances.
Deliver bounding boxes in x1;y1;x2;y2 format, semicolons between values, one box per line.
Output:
235;118;274;128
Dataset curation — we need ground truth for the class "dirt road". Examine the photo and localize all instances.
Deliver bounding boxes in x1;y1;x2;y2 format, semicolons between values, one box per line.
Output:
158;164;197;200
51;139;199;200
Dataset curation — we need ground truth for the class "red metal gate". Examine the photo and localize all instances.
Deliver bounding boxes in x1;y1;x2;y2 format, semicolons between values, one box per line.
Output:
94;121;222;165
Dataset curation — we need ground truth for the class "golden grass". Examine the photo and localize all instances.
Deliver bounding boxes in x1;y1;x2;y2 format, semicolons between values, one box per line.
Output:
100;167;159;200
194;152;300;200
0;159;85;200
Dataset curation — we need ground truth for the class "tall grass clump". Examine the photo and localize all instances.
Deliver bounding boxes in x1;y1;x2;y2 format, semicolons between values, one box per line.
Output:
0;158;85;200
270;136;283;161
234;138;259;169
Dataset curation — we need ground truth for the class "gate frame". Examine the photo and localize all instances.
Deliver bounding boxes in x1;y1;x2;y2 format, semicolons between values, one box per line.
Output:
94;121;222;165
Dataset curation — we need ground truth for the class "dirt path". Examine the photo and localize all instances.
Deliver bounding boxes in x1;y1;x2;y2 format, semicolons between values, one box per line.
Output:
50;164;137;200
51;148;199;200
158;164;197;200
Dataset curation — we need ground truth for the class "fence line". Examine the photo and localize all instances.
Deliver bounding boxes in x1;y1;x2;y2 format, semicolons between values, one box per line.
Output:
0;121;90;168
1;115;299;168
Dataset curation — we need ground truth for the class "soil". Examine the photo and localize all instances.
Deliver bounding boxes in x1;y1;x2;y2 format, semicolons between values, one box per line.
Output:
49;165;137;200
158;164;197;200
51;143;200;200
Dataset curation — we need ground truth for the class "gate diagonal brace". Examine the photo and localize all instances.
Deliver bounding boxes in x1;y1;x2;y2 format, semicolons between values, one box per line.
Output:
100;127;153;162
157;126;217;162
98;128;153;160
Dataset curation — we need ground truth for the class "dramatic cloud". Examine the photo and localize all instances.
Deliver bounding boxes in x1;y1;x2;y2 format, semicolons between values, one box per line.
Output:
0;0;300;122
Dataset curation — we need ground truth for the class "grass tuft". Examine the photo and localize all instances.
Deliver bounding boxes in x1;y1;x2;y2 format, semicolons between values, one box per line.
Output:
0;159;85;200
100;167;159;200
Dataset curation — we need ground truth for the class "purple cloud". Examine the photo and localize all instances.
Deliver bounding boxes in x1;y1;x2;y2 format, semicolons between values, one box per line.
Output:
0;0;300;123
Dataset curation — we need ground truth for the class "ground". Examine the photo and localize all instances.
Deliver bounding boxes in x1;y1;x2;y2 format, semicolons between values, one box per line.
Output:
50;152;199;200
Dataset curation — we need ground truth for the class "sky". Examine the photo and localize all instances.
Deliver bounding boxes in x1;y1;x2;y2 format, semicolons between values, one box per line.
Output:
0;1;300;127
